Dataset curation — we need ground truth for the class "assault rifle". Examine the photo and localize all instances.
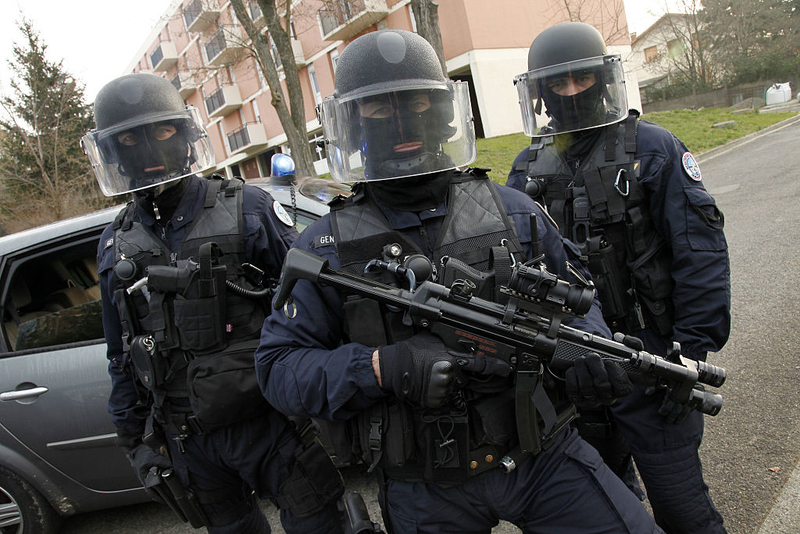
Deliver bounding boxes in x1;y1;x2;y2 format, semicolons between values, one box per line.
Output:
272;248;726;457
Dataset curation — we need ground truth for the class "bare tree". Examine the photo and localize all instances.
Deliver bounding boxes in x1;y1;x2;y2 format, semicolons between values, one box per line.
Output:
229;0;318;178
410;0;447;76
548;0;630;44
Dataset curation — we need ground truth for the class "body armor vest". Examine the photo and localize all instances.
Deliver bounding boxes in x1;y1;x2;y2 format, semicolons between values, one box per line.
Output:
112;177;268;432
326;171;572;485
516;112;674;335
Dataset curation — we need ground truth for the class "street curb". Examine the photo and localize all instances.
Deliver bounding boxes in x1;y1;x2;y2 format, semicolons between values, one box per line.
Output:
696;113;800;163
757;453;800;534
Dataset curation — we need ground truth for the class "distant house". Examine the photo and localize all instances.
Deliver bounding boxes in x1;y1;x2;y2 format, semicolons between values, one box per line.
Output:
627;13;698;103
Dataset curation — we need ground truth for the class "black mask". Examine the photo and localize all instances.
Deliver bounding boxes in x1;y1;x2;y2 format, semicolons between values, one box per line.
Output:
360;92;447;180
543;77;605;131
135;177;189;223
116;123;192;188
368;170;453;212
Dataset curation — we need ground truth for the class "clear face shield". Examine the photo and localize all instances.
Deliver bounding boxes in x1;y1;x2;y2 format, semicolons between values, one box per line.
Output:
318;81;476;182
514;55;628;137
81;106;214;196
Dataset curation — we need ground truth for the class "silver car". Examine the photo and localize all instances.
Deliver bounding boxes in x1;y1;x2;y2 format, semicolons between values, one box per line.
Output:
0;178;345;534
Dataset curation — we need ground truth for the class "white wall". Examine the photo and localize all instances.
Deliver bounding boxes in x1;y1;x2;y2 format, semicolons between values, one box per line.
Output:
450;45;644;138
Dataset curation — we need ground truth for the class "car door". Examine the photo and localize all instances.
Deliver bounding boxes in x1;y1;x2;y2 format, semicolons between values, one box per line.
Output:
0;224;140;492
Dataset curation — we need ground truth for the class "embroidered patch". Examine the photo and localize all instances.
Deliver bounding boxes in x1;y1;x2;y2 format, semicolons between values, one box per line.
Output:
682;152;702;181
313;234;336;248
104;237;114;250
273;200;295;227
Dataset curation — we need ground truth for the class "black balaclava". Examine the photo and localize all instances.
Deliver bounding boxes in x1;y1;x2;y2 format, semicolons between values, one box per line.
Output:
117;122;192;189
135;176;190;224
361;91;452;180
542;74;605;132
368;169;453;212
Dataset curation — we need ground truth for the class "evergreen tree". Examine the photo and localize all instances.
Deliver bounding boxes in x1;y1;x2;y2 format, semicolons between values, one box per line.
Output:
0;18;107;233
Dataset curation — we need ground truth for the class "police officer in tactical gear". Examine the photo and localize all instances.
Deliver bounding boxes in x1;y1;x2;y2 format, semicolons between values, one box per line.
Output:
508;22;731;534
256;30;662;533
86;73;344;534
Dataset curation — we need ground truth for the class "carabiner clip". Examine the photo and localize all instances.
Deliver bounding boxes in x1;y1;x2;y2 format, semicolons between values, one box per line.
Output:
615;168;630;197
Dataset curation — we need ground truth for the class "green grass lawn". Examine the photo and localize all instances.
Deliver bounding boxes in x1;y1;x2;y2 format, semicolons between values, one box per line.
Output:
475;108;797;184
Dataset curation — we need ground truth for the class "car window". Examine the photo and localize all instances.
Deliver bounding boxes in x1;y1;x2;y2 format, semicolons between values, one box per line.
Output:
2;237;104;353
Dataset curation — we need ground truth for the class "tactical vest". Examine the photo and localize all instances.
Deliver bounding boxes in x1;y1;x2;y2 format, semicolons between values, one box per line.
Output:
324;171;573;486
515;112;674;335
112;177;269;434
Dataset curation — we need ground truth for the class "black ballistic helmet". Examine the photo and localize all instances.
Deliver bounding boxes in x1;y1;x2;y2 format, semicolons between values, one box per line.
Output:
319;30;476;182
527;22;608;72
514;22;628;136
82;73;214;196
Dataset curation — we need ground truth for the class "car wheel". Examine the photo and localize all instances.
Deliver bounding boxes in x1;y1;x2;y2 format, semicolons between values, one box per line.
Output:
0;466;61;534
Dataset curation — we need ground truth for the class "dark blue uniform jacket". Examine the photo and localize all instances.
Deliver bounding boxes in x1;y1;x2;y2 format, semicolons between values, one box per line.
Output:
507;119;731;361
98;176;298;434
256;180;611;421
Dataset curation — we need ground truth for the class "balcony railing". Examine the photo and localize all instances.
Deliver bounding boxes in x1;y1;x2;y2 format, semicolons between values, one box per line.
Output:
183;0;220;33
151;42;178;72
204;27;243;66
171;72;197;99
319;0;388;41
204;84;242;119
227;123;267;154
248;1;265;28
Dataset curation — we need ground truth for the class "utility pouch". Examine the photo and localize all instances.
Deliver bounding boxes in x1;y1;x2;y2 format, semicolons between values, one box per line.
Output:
357;401;415;470
185;339;269;430
128;335;163;389
276;439;345;517
470;390;516;446
173;293;226;354
586;236;629;320
173;244;228;355
421;412;469;486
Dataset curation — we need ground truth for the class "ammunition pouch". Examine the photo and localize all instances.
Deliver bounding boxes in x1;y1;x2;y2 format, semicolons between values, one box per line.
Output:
275;439;344;517
173;243;228;355
185;339;270;431
584;236;629;322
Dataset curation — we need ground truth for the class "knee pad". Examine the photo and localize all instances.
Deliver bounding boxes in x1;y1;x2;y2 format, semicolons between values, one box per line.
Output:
276;440;345;518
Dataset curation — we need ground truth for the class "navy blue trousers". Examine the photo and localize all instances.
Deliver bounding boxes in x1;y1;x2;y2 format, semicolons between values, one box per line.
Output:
383;428;662;534
611;385;726;533
166;409;342;534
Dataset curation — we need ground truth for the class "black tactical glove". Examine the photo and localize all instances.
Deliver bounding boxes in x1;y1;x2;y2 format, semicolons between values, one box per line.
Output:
565;352;634;408
126;443;172;486
643;384;696;424
378;331;465;409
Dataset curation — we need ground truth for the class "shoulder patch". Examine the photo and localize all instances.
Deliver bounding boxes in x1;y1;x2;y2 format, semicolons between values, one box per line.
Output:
104;237;114;250
681;152;702;181
273;200;295;227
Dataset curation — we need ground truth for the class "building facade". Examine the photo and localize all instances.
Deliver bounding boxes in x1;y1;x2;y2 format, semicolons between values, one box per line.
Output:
127;0;638;179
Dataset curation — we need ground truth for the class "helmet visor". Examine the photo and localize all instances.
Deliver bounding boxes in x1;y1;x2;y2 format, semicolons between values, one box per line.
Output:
514;55;628;137
81;106;214;196
319;81;476;182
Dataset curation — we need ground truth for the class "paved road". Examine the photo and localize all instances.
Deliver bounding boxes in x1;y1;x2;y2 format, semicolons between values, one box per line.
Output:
58;116;800;533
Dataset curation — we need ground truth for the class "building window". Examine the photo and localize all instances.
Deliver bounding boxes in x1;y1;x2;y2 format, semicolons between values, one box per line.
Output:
667;39;682;58
330;49;340;73
308;65;322;106
644;45;659;63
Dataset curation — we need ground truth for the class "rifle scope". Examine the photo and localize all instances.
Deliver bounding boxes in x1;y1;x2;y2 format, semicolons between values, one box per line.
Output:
507;262;595;315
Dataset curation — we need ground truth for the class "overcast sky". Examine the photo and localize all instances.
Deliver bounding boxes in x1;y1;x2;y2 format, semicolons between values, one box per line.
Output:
0;0;677;105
